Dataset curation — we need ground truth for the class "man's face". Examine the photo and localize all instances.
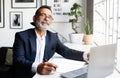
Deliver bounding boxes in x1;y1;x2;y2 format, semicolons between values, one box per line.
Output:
34;8;53;31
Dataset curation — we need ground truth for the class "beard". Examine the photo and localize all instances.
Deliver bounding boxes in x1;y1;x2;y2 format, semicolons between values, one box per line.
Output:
35;20;49;31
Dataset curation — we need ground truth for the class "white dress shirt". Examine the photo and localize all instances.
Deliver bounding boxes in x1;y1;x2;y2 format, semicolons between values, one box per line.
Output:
31;30;46;72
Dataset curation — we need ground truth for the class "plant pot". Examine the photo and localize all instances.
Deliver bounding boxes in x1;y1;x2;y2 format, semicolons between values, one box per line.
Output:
69;33;84;44
83;34;93;45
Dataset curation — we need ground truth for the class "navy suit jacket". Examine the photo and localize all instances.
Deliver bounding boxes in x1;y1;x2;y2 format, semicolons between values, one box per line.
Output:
12;28;84;78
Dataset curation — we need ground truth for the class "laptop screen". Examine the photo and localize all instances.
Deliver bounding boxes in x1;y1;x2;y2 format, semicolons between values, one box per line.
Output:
87;44;116;78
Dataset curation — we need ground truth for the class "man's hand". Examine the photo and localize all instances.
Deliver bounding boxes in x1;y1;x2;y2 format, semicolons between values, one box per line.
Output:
84;53;90;65
37;62;58;75
87;53;90;60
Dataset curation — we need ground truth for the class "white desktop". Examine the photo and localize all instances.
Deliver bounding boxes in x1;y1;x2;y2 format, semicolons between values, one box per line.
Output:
33;43;120;78
33;53;86;78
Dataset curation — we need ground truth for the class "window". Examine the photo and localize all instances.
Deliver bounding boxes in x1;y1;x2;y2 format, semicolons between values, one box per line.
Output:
93;0;120;71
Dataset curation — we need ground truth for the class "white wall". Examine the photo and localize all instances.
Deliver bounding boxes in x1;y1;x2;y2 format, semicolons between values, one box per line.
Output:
0;0;86;47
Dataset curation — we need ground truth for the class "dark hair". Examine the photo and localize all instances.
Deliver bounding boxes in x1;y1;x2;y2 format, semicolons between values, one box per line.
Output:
35;5;52;15
30;5;52;26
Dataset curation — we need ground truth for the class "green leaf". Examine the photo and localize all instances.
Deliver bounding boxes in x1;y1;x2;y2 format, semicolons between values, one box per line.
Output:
68;3;83;33
84;20;92;34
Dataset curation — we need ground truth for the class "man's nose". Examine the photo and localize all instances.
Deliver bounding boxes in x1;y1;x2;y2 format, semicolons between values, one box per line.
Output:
44;17;49;21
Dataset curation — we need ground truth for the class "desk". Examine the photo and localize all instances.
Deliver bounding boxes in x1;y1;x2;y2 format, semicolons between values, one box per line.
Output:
33;43;120;78
64;42;93;52
33;53;85;78
33;53;120;78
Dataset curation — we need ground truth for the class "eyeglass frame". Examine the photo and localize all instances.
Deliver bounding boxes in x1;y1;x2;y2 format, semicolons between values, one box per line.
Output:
36;13;54;20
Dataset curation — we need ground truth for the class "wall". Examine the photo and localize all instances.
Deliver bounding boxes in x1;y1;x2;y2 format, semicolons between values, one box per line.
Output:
0;0;86;47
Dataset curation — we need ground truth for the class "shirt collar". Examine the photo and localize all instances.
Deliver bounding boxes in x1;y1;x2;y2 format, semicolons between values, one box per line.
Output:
35;30;47;39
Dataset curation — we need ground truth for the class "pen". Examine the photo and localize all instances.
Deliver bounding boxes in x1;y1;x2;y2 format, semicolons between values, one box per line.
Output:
44;59;57;71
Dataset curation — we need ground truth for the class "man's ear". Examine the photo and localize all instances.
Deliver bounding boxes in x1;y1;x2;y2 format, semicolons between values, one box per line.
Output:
33;15;36;22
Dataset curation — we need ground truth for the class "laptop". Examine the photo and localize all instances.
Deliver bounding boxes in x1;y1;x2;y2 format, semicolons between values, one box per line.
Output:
60;44;116;78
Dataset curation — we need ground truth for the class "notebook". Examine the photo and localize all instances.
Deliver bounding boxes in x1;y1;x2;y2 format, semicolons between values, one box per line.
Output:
61;44;116;78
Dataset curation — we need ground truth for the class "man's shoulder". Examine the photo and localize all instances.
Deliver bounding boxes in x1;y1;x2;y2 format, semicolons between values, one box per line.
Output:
47;30;57;36
15;28;35;38
16;28;35;34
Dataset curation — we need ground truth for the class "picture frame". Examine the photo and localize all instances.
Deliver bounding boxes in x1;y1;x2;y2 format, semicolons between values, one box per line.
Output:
44;0;82;22
0;0;4;28
11;0;37;8
10;11;23;29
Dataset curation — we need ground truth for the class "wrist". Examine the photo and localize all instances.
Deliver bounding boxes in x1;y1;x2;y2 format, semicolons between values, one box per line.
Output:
83;52;89;62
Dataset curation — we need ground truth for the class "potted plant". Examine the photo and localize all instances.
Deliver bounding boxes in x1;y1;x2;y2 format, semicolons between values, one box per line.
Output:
68;3;84;44
83;20;93;45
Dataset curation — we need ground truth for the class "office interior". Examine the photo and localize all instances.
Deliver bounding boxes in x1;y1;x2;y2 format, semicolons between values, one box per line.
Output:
0;0;120;77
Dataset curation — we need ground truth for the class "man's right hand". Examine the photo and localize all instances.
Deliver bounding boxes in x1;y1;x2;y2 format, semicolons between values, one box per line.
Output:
37;62;58;75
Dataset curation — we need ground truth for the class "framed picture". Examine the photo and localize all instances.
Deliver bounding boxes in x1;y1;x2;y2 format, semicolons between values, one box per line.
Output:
0;0;4;28
12;0;37;8
43;0;82;22
10;11;23;29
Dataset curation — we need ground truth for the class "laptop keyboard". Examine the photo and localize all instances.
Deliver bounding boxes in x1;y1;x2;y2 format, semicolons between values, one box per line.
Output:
60;65;88;78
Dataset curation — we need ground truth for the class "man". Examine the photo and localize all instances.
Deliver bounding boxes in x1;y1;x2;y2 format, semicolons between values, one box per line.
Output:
12;5;89;78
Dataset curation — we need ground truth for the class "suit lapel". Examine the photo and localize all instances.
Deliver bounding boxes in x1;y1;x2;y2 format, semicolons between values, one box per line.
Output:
29;29;36;61
43;31;48;61
43;31;50;61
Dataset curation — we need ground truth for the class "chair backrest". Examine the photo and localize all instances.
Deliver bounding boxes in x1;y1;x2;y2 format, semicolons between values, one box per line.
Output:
0;47;7;65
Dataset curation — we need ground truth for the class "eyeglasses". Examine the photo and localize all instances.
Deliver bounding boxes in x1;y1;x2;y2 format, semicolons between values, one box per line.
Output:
37;13;54;20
